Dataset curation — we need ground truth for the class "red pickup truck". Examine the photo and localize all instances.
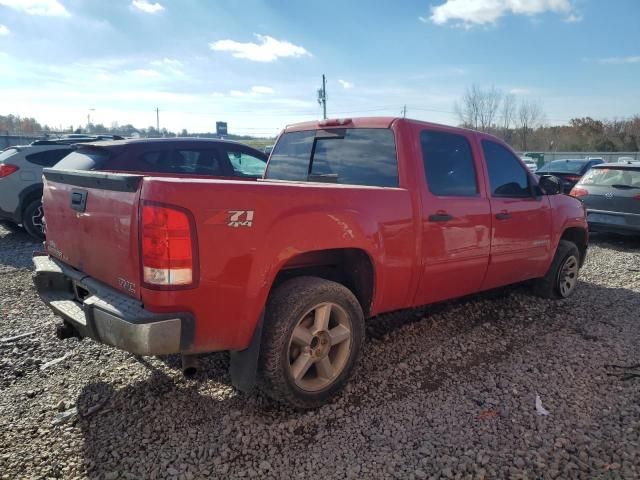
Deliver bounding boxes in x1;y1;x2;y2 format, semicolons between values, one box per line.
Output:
34;117;588;408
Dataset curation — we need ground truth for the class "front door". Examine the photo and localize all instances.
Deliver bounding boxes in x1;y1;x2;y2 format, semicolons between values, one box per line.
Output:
479;139;552;290
414;127;492;305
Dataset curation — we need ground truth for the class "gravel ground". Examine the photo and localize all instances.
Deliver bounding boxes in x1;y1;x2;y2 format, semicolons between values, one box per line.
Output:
0;224;639;480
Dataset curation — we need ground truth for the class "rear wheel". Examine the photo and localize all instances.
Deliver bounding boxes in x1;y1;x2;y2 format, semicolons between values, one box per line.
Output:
23;199;45;240
533;240;580;299
259;277;365;409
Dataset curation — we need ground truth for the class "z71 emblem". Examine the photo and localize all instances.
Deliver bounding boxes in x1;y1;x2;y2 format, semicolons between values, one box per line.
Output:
228;210;254;228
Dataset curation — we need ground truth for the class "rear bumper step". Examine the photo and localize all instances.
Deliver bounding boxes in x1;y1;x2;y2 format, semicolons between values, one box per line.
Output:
33;255;194;356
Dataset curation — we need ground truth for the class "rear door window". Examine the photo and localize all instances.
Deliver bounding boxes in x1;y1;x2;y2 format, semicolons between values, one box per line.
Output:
26;148;73;167
266;128;398;187
420;130;478;196
482;140;531;197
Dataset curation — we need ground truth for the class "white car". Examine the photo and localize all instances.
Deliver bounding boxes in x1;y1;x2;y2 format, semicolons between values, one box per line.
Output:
521;156;538;172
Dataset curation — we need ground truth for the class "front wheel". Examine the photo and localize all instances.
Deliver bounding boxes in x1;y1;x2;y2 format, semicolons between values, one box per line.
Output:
23;199;45;240
258;277;365;409
533;240;580;299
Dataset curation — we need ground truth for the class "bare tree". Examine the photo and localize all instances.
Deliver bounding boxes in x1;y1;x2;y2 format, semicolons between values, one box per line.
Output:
455;84;503;132
500;93;516;140
517;100;544;150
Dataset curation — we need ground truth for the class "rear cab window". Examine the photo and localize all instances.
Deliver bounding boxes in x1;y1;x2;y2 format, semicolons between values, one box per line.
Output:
265;128;398;187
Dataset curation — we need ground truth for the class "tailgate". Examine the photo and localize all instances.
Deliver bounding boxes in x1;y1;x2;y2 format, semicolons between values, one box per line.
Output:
42;169;143;299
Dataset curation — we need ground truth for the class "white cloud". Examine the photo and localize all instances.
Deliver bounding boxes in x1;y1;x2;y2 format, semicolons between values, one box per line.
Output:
130;68;161;78
426;0;574;27
251;86;274;95
596;56;640;65
0;24;9;35
210;34;310;62
131;0;164;14
0;0;69;17
151;58;182;67
338;79;354;89
509;88;531;95
229;86;275;97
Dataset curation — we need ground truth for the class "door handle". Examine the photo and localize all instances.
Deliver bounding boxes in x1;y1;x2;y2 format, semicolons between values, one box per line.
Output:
70;190;88;212
428;213;453;222
495;212;512;220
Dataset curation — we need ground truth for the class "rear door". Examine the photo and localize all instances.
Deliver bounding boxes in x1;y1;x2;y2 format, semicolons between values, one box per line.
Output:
413;126;492;304
480;139;552;290
42;168;143;299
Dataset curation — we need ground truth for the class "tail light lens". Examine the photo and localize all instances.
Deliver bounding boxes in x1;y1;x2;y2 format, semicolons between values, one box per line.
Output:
634;194;640;201
565;175;582;183
570;187;589;198
141;203;198;288
0;164;19;178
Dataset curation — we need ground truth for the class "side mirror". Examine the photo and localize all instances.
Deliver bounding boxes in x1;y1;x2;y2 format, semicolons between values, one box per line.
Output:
538;174;563;195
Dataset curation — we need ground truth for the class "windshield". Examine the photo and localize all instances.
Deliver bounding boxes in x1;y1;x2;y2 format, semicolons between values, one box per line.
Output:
580;167;640;188
53;147;109;170
537;160;587;174
0;148;19;162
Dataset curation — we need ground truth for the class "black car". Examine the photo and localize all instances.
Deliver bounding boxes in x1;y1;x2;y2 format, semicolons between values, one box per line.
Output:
536;158;604;193
53;138;268;178
570;163;640;236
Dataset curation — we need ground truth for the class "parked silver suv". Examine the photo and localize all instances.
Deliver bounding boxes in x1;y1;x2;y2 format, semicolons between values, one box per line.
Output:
0;142;75;238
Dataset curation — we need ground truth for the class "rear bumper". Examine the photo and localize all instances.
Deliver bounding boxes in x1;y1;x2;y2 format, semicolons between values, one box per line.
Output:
33;255;195;355
587;209;640;236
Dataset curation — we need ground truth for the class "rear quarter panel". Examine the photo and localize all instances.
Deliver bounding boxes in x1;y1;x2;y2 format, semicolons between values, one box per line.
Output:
140;178;417;352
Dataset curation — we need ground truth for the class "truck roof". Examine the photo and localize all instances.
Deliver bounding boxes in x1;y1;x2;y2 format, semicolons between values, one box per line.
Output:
283;116;487;137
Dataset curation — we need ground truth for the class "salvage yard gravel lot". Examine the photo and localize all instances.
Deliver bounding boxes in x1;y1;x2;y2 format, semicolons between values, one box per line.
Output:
0;225;639;480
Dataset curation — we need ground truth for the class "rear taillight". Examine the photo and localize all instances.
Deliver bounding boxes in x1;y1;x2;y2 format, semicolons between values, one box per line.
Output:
634;194;640;201
565;175;582;183
0;164;19;178
141;203;197;288
570;187;589;198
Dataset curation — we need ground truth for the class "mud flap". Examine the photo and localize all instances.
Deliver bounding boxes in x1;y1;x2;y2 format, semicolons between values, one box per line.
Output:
229;312;264;393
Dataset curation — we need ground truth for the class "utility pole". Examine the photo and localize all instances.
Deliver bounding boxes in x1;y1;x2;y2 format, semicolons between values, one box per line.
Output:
155;107;160;135
317;74;327;120
402;105;407;118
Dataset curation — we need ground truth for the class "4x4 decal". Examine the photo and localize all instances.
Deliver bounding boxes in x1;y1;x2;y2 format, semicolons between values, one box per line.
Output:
205;210;255;228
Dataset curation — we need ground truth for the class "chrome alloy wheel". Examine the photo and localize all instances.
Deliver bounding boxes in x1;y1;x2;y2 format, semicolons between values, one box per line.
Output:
558;255;579;297
287;302;353;392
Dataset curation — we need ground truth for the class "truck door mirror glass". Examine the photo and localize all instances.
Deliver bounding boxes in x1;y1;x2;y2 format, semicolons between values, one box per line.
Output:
538;175;562;195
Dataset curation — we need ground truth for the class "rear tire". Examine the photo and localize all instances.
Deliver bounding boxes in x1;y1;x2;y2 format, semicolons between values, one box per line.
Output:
533;240;580;299
258;276;365;409
23;199;45;240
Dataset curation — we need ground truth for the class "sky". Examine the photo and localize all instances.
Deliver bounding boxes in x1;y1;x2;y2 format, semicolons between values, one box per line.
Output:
0;0;639;137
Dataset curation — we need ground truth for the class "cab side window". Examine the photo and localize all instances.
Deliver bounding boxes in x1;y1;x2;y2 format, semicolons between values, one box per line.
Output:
420;130;478;196
482;140;530;197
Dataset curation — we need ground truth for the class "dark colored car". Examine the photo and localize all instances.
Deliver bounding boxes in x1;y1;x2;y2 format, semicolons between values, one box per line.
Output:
53;138;268;178
536;158;604;193
570;163;640;235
